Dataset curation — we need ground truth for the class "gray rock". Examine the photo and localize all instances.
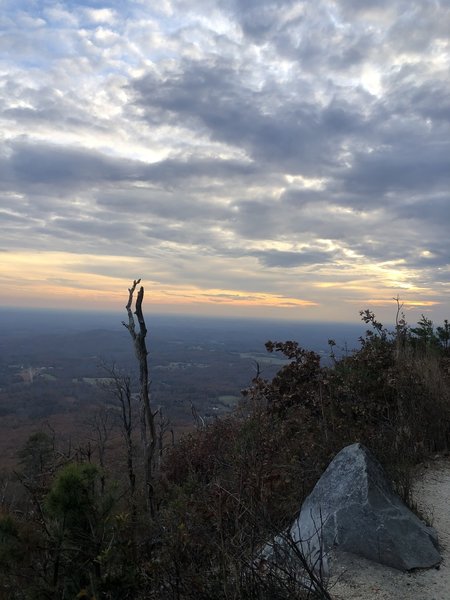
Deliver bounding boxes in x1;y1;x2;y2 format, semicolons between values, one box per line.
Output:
291;443;441;572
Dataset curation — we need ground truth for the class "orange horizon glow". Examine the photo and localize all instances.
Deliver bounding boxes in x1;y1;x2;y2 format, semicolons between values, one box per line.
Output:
0;250;446;323
0;250;318;312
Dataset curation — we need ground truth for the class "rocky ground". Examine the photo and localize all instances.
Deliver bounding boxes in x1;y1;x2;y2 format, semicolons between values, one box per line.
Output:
330;456;450;600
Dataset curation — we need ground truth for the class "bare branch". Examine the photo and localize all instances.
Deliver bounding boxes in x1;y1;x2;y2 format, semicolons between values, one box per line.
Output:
122;278;141;337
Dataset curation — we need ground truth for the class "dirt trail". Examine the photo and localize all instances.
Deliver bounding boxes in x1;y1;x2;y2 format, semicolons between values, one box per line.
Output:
330;457;450;600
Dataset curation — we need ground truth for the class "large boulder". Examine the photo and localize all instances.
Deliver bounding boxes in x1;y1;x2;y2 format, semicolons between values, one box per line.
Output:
291;443;441;572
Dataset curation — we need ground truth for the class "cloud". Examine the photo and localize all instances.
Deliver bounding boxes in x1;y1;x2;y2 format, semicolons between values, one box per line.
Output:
132;56;368;175
254;249;339;268
3;140;137;186
0;0;449;321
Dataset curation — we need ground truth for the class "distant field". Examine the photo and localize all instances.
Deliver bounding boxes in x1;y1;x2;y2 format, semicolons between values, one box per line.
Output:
40;373;57;381
217;395;240;406
72;377;115;385
155;362;209;370
239;352;289;366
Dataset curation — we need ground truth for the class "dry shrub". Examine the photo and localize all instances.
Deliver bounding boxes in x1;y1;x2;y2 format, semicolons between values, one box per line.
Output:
153;310;450;598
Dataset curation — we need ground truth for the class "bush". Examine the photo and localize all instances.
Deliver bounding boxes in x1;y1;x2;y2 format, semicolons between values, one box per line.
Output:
2;307;449;599
153;309;450;597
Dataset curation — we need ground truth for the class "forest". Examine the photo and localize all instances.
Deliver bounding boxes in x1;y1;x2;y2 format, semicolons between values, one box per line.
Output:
1;287;449;599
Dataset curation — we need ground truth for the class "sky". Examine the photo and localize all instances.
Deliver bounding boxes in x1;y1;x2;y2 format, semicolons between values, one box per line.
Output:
1;0;449;324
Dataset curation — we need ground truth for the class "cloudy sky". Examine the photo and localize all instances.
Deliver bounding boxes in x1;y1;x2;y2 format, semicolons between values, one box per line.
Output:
1;0;449;323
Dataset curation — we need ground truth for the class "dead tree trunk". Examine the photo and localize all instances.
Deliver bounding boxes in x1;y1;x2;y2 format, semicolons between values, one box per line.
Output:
123;279;156;517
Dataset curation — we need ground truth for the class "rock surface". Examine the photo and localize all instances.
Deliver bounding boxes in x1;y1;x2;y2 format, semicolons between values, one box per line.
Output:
331;456;450;599
292;443;441;572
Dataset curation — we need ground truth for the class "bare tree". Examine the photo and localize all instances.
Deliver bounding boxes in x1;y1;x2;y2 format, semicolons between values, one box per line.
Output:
87;407;113;495
190;401;206;429
393;295;407;359
156;406;172;467
122;279;157;516
103;364;136;500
